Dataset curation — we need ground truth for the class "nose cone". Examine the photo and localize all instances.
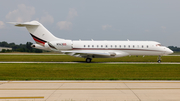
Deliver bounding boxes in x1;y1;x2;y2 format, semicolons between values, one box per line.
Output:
166;48;173;55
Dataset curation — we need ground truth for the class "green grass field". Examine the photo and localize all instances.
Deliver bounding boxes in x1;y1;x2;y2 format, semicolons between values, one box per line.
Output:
0;63;180;80
0;55;180;62
0;54;180;80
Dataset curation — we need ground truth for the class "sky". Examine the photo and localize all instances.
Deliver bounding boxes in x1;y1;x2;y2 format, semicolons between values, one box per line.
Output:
0;0;180;46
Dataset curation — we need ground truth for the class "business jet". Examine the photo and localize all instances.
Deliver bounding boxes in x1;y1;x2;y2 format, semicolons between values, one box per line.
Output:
10;21;173;63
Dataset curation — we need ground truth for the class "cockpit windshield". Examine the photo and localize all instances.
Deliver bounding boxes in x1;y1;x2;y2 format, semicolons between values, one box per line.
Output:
156;44;164;47
156;44;161;46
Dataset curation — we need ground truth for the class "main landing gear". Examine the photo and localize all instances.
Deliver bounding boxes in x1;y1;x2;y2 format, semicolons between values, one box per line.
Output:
157;55;161;63
86;58;92;63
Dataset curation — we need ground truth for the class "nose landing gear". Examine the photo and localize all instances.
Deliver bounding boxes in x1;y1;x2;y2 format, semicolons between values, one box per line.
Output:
157;60;161;63
157;55;161;63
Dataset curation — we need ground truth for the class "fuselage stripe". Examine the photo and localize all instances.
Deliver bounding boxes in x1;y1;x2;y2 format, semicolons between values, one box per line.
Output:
30;33;47;43
33;37;45;44
72;48;163;52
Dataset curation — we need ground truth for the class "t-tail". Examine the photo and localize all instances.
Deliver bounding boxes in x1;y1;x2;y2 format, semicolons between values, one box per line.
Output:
9;21;72;51
9;21;64;46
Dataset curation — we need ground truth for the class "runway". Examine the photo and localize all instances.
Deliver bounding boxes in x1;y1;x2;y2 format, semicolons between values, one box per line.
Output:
0;81;180;101
0;61;180;64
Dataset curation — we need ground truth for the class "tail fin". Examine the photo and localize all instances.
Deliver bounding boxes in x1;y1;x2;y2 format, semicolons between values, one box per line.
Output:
9;21;64;46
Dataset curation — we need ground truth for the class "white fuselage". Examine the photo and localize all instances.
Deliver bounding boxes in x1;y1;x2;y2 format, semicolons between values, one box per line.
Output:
72;41;172;57
41;40;173;58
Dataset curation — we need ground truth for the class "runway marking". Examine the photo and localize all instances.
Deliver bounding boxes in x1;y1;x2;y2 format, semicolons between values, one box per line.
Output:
0;96;44;99
0;81;180;100
0;88;180;90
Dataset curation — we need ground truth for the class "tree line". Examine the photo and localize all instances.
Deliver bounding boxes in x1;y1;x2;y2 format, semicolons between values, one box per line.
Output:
168;46;180;52
0;41;42;53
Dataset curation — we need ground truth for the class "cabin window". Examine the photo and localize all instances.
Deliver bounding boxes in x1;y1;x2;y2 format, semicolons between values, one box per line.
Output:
128;45;130;48
111;45;113;48
84;45;86;47
92;45;94;47
147;45;148;48
97;45;99;47
142;45;144;48
124;45;126;48
133;45;135;48
115;45;117;48
119;45;121;48
106;45;108;48
101;45;103;48
88;45;90;47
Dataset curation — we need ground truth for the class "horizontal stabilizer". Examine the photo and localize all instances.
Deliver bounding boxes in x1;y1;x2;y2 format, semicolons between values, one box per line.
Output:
8;21;39;27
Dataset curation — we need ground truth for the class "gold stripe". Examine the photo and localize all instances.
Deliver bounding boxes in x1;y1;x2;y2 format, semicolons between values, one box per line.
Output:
0;96;44;99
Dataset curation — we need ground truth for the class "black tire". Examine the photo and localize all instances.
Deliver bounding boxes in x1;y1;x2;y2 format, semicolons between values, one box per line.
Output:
157;60;161;63
86;58;91;63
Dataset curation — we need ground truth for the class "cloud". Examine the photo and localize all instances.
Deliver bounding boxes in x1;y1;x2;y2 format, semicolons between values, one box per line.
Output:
40;13;54;24
161;26;167;33
57;8;78;30
6;4;35;22
145;30;150;32
67;8;78;21
102;24;112;30
0;21;4;29
57;21;72;30
161;26;166;29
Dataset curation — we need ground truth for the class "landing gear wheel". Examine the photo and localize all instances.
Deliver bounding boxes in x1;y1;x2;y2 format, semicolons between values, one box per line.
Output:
86;58;92;63
157;55;161;63
157;60;161;63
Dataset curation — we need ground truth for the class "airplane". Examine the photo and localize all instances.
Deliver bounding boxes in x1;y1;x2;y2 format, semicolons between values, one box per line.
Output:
10;21;173;63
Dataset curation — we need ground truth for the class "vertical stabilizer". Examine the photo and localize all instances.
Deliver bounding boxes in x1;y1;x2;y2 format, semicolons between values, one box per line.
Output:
11;21;64;46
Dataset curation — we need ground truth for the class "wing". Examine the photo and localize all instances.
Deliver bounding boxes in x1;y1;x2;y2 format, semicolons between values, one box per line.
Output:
61;51;129;58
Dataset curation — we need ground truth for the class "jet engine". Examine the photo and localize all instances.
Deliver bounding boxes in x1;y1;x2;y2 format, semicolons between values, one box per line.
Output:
31;43;51;51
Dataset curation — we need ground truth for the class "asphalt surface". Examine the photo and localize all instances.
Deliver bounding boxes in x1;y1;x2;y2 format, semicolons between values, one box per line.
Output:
0;81;180;101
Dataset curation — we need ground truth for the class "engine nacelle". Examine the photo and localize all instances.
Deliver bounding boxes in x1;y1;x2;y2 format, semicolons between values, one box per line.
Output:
32;40;72;52
31;43;51;51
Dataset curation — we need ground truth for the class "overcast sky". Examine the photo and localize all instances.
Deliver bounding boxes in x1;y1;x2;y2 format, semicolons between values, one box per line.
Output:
0;0;180;46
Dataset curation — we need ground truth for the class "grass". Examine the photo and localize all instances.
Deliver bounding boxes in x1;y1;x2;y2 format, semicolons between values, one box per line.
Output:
0;63;180;80
0;54;179;80
0;55;180;62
